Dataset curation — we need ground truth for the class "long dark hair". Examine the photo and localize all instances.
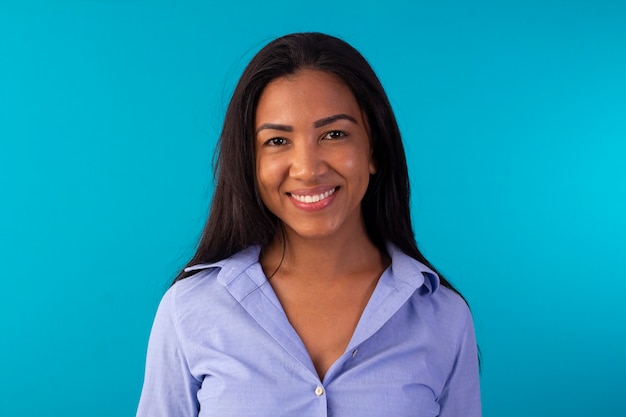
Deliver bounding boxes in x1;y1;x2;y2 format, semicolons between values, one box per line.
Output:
174;32;457;293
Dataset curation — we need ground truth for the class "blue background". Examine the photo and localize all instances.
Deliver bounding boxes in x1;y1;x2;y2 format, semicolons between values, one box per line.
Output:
1;0;625;415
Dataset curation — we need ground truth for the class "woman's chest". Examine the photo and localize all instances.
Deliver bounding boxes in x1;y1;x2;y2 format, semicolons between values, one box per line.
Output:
185;307;449;417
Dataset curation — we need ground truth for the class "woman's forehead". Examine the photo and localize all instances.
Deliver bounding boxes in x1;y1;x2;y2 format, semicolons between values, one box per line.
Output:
255;70;362;125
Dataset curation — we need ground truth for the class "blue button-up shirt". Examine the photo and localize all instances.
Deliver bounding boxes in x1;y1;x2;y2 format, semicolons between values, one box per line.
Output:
137;243;481;416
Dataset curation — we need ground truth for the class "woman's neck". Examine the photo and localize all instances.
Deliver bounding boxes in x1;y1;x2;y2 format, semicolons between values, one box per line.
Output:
260;227;388;285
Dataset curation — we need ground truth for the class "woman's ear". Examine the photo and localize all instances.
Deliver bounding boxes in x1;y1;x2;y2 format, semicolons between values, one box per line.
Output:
369;153;377;174
363;112;376;175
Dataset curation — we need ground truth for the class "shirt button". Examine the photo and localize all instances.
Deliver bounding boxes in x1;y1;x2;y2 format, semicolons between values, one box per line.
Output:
352;349;358;358
315;386;324;396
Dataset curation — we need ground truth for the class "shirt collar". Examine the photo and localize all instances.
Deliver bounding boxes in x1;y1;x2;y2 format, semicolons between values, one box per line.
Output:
184;242;440;294
385;242;440;294
183;245;262;286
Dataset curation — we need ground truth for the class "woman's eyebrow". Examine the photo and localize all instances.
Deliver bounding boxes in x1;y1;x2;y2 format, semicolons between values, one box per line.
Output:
314;113;357;128
255;114;358;135
255;123;293;135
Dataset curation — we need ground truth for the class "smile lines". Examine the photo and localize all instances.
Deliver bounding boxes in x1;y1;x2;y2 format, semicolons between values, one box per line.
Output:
289;187;337;204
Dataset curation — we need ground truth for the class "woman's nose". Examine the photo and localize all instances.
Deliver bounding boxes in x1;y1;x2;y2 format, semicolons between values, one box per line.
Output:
289;140;328;180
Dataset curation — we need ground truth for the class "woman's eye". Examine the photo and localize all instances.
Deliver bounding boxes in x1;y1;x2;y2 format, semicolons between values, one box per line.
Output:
264;137;288;146
324;130;348;140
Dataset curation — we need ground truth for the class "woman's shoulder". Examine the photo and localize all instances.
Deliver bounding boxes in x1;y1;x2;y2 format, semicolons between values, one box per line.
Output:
387;243;472;322
430;283;473;325
164;245;263;324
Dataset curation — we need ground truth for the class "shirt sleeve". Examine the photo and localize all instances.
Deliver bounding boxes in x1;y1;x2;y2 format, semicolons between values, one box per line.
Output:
437;307;482;417
136;288;201;417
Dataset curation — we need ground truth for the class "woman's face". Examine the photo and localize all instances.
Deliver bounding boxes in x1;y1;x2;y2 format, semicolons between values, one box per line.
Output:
254;69;375;242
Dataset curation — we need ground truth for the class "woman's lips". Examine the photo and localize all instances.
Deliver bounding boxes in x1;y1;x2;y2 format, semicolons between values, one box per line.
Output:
287;186;339;210
288;186;337;203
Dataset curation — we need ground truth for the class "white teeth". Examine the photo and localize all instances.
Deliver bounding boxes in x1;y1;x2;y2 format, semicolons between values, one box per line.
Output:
291;188;336;203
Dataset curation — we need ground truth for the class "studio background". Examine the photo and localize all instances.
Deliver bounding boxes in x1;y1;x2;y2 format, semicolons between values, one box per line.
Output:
1;0;624;415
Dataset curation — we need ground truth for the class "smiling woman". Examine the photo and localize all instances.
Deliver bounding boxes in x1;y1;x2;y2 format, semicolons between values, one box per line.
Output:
136;32;481;417
255;70;375;245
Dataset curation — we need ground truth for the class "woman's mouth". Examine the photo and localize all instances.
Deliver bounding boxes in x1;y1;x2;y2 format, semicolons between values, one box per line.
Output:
288;187;338;204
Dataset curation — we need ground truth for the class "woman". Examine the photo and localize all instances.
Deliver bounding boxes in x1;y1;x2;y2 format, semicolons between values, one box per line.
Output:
137;32;481;416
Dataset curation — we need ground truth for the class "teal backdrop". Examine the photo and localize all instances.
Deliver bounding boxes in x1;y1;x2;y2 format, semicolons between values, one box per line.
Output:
1;0;625;415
